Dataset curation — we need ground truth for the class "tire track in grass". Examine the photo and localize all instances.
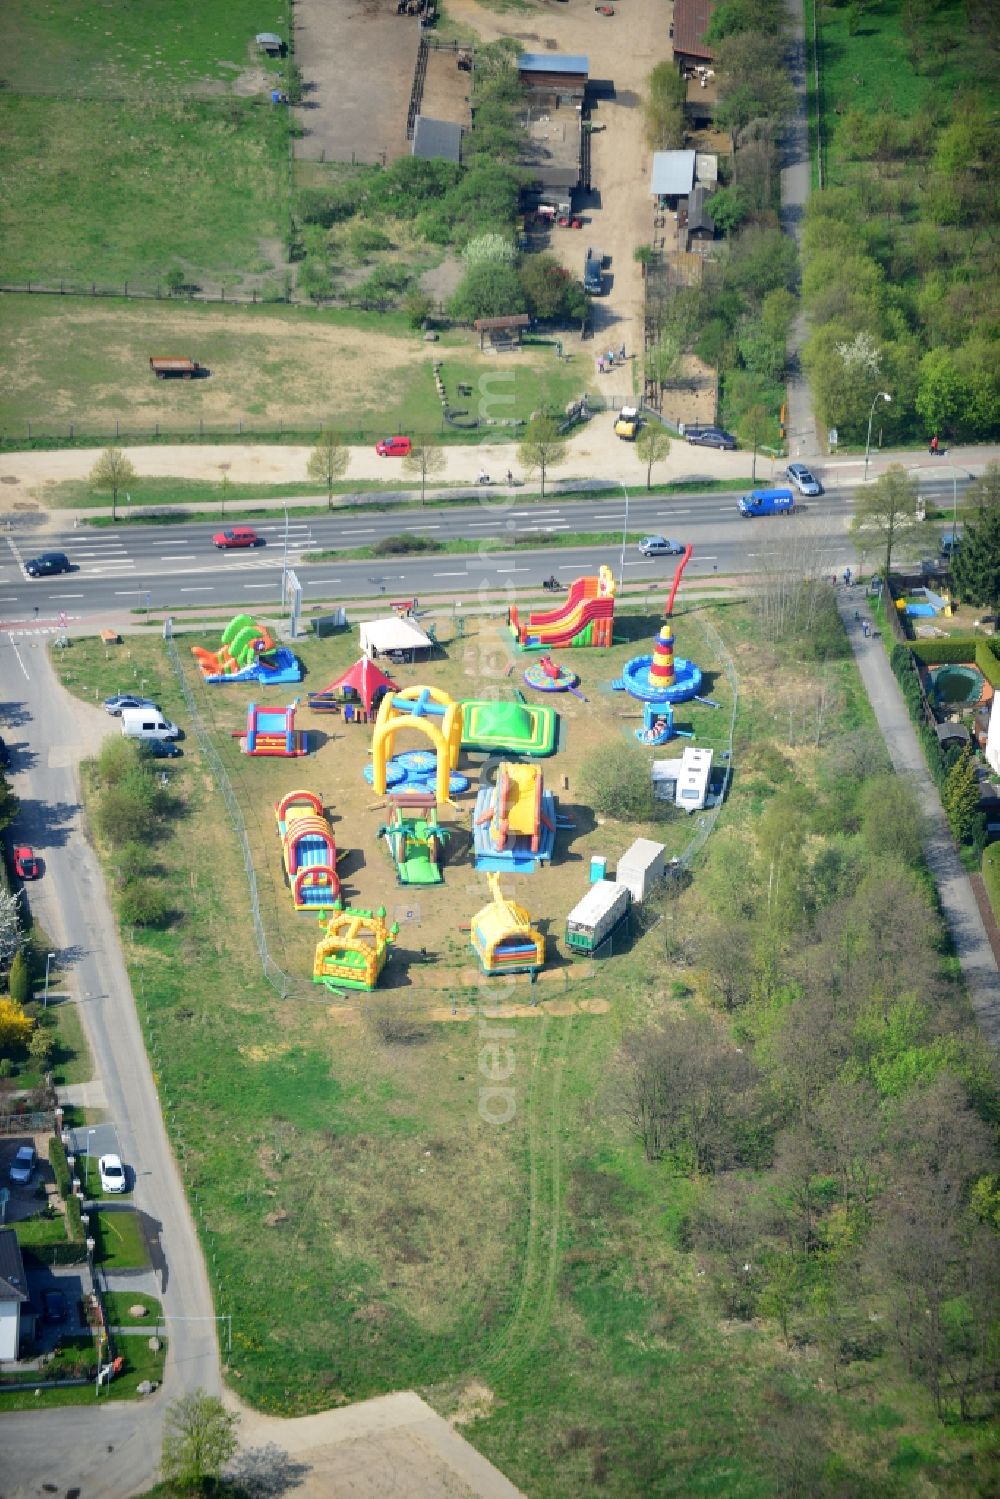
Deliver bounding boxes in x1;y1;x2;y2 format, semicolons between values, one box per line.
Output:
481;1015;570;1377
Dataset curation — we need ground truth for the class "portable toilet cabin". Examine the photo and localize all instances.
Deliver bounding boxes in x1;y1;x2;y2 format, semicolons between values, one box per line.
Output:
565;879;630;957
616;838;666;904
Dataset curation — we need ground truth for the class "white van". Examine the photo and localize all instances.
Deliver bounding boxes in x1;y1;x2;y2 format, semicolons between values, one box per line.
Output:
120;707;179;742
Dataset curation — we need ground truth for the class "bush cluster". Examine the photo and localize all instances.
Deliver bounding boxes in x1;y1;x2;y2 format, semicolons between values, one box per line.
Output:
371;533;444;557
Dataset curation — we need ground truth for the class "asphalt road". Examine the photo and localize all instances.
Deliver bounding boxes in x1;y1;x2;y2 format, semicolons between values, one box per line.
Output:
1;641;219;1498
0;478;971;622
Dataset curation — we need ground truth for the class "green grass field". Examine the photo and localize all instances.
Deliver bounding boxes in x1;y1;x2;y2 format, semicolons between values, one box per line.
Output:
0;97;288;289
102;1290;163;1327
1;0;288;97
92;1209;149;1270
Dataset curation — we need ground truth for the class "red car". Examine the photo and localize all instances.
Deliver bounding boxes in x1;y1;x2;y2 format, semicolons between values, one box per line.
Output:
375;436;412;458
14;846;40;880
212;527;260;549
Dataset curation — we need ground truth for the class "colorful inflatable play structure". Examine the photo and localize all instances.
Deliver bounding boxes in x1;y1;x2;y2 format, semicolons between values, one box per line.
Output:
240;701;309;757
313;904;398;992
371;687;464;805
192;614;302;683
470;873;545;977
635;701;694;746
612;622;703;705
474;761;557;872
308;657;398;715
508;566;616;650
461;699;558;757
523;656;583;698
378;791;450;885
275;790;341;909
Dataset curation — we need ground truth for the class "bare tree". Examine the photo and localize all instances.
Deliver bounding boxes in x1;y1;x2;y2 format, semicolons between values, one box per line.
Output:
401;442;446;505
517;413;566;499
306;429;350;511
850;463;925;579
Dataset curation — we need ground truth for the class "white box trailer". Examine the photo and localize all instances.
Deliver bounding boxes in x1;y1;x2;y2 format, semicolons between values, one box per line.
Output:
565;879;630;956
616;838;666;903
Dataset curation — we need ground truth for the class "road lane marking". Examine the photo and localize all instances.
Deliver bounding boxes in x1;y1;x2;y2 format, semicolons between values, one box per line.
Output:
180;587;213;593
433;570;468;578
48;592;84;598
10;641;29;678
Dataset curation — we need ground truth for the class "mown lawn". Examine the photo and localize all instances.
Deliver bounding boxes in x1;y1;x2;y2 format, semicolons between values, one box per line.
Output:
92;1209;149;1270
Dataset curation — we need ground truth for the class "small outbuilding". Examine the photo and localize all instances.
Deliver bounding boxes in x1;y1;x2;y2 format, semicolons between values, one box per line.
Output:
412;115;464;165
651;149;697;206
255;32;284;57
651;746;714;811
672;0;716;70
684;183;715;247
518;53;589;104
616;838;667;904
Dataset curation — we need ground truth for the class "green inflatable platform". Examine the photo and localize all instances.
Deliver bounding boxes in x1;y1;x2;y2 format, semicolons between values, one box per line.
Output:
460;699;558;757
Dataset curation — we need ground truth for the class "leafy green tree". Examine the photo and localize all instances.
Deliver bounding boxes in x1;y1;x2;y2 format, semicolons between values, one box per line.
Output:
850;465;924;580
942;748;981;845
0;771;19;835
161;1389;239;1493
8;949;31;1007
635;425;672;490
402;290;433;330
0;886;22;971
402;443;447;505
916;348;967;436
952;508;1000;621
306;429;350;511
90;447;136;523
517;413;566;499
165;267;186;296
647;331;682;388
519;253;586;323
643;61;687;150
738;404;772;481
462;232;516;266
119;879;170;929
706;185;751;236
715;33;795;142
448;262;525;322
28;1028;54;1070
297;259;333;303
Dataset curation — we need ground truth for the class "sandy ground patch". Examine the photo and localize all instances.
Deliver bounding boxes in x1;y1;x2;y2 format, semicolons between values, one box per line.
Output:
293;0;419;165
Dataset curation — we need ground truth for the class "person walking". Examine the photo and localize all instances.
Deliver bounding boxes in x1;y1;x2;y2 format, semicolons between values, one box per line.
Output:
930;433;940;455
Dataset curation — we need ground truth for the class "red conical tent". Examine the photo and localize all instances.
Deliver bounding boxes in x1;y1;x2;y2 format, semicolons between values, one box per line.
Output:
318;657;398;713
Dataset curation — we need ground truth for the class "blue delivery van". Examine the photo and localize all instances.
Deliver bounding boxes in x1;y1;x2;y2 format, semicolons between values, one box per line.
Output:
738;487;796;518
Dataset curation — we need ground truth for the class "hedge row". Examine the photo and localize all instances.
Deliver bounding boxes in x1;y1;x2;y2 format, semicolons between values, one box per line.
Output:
48;1134;70;1197
908;637;1000;687
983;844;1000;926
22;1239;88;1268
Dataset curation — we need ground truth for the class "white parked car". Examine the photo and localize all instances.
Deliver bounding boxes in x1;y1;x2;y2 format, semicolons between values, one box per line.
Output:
785;463;823;496
99;1153;127;1194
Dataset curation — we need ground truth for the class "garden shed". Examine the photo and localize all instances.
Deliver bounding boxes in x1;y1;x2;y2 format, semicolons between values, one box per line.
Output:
360;616;434;663
616;838;667;904
255;32;284;56
517;53;589;105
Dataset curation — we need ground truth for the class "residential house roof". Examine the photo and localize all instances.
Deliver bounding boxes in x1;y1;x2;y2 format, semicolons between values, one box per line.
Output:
0;1228;29;1304
651;149;697;197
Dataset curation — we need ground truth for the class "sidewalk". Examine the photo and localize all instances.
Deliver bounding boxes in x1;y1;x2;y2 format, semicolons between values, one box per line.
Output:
837;594;1000;1048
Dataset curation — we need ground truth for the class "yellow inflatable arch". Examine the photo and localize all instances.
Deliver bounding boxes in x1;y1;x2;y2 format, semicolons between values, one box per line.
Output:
370;687;463;806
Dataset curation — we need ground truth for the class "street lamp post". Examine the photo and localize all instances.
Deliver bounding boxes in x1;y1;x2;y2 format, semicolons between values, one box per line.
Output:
43;951;55;1010
864;391;891;482
618;483;630;592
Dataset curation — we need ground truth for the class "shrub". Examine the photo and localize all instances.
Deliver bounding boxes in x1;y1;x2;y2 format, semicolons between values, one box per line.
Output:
909;638;979;664
371;533;444;557
66;1191;84;1240
28;1028;54;1070
0;995;32;1056
49;1134;70;1197
0;1057;14;1078
582;741;653;821
118;880;170;929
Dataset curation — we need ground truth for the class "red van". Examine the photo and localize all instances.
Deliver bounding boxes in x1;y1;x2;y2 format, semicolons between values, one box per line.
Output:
376;436;412;457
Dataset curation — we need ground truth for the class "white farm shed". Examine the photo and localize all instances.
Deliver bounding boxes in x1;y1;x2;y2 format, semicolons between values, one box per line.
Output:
650;150;696;202
616;838;667;903
359;616;434;661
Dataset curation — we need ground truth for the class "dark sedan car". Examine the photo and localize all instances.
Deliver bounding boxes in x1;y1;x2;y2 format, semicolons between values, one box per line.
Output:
684;425;738;450
43;1289;69;1323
